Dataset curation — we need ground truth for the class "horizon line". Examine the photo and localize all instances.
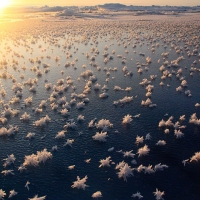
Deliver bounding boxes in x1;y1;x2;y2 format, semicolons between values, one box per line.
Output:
5;3;200;8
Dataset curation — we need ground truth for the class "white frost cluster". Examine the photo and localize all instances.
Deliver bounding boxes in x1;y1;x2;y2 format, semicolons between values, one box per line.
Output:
34;115;51;127
145;133;152;140
131;191;143;199
0;117;7;124
63;121;77;130
80;70;93;77
92;132;108;142
0;126;18;137
3;154;16;167
2;107;19;118
92;191;103;198
153;188;165;200
28;195;46;200
12;82;23;93
123;150;135;158
39;100;47;108
77;114;85;122
71;176;88;190
189;113;200;125
24;96;33;106
99;92;109;99
94;83;101;90
141;98;157;107
185;90;192;96
113;96;133;106
8;189;18;198
1;169;15;176
115;161;126;170
137;145;150;157
139;78;151;86
0;189;6;199
137;164;155;174
117;163;134;182
156;140;166;146
122;114;132;124
154;163;168;172
190;152;200;162
26;132;36;139
114;86;124;91
95;119;113;131
181;80;187;87
195;103;200;107
99;156;112;167
63;139;74;147
57;96;67;105
60;108;70;117
20;112;31;121
23;149;52;168
135;136;144;144
174;129;184;138
158;116;174;127
9;97;20;104
76;102;85;109
55;130;66;139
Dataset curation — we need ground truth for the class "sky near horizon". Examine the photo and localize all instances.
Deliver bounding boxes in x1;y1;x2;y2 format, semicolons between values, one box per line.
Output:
7;0;200;7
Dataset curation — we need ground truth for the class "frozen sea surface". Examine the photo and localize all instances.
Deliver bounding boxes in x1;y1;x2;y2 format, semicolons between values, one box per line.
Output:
0;15;200;199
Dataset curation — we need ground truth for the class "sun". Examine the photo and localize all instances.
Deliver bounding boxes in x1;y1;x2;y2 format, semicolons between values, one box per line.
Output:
0;0;11;10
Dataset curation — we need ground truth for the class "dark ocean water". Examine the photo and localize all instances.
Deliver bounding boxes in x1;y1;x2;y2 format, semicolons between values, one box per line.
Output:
0;20;200;200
